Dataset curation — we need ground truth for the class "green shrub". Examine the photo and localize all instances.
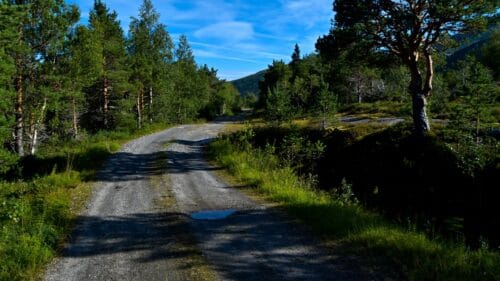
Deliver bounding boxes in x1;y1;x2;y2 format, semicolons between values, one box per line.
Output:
208;129;500;281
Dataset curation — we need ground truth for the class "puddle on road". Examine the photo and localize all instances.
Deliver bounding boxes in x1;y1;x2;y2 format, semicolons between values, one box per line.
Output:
191;209;236;220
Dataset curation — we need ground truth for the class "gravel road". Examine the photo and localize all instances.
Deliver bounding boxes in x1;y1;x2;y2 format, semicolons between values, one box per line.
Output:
44;120;381;281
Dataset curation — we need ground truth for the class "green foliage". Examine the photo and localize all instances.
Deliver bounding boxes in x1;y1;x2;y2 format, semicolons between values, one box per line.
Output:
317;0;497;133
479;29;500;80
231;70;265;97
81;0;129;131
264;83;294;125
209;128;500;281
0;121;170;280
0;0;228;159
206;82;239;117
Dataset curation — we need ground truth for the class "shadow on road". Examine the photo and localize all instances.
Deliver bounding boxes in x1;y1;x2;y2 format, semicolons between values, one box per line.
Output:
95;152;166;182
62;208;373;280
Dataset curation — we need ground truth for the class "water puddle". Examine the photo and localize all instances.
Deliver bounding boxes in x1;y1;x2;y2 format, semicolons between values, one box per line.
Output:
191;209;236;220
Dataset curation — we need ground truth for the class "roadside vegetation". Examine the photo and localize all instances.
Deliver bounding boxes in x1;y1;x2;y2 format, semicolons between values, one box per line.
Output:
0;0;240;280
216;2;499;279
0;123;174;281
208;123;499;281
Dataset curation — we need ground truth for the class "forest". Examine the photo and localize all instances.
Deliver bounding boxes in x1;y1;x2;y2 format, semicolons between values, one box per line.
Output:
0;0;240;164
0;0;241;279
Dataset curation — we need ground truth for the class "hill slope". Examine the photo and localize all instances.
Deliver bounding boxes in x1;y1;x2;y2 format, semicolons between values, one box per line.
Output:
231;70;265;96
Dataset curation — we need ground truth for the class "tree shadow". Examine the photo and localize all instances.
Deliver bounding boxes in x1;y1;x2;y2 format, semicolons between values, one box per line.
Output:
166;139;221;174
61;209;381;281
188;208;381;281
93;150;169;182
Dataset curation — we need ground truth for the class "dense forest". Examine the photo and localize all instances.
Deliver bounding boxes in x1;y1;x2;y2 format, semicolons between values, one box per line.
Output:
0;0;240;169
0;1;242;279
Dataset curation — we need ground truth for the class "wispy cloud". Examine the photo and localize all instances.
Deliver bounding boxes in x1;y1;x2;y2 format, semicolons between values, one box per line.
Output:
194;21;254;42
68;0;333;80
194;49;262;64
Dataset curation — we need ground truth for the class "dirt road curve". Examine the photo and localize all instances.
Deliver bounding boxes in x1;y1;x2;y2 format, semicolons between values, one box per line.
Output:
44;120;378;281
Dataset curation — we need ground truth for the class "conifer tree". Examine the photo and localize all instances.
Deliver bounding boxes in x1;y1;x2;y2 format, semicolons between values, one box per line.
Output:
0;2;23;167
83;0;128;131
129;0;174;128
4;0;79;155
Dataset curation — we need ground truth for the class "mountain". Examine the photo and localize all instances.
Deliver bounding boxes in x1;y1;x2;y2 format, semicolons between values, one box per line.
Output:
446;22;499;65
231;70;266;96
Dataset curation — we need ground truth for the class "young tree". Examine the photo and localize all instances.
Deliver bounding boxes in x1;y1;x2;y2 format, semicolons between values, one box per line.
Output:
314;80;337;129
212;82;238;116
290;43;302;76
318;0;497;134
264;82;294;125
258;60;292;109
347;66;384;103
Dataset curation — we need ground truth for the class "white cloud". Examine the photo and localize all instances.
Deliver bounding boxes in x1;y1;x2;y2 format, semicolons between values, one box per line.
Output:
194;21;254;42
194;49;262;64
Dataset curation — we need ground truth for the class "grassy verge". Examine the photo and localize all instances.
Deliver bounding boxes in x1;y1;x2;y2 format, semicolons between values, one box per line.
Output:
0;123;171;281
207;136;500;281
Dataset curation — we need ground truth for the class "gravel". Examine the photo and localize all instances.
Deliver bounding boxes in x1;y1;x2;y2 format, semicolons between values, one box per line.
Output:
44;120;383;281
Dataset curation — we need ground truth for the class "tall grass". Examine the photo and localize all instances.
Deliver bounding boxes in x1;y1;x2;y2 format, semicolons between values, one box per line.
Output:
0;123;171;281
208;137;500;281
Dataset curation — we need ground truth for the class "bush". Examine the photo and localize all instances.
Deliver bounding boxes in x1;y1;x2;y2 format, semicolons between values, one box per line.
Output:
209;128;500;281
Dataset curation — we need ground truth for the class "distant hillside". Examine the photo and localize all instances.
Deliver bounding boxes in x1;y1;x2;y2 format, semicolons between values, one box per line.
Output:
231;70;265;96
446;23;499;64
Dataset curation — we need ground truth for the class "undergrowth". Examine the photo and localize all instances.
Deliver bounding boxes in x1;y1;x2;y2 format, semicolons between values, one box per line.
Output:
208;129;500;281
0;123;170;281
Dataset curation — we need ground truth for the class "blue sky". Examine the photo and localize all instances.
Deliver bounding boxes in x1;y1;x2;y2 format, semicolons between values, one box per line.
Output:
68;0;333;81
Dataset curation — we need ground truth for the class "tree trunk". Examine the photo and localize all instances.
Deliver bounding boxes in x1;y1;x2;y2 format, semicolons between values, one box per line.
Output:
103;78;109;129
136;92;142;129
411;92;430;135
29;97;47;155
408;59;431;135
15;74;24;156
149;86;153;123
72;97;78;138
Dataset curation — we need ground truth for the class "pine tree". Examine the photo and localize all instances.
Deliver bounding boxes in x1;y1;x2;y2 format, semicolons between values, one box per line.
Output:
291;43;301;65
0;2;23;169
3;0;79;155
172;35;198;123
129;0;174;128
175;35;195;63
82;0;129;131
319;0;497;134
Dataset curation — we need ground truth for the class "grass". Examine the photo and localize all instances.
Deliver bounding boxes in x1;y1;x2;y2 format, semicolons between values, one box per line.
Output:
0;122;171;281
339;101;411;117
208;136;500;281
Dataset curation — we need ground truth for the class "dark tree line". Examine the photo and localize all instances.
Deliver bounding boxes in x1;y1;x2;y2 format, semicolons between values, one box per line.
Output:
0;0;239;163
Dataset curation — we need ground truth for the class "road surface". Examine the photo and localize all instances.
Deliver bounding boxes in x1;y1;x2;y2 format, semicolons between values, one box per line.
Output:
44;120;383;281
